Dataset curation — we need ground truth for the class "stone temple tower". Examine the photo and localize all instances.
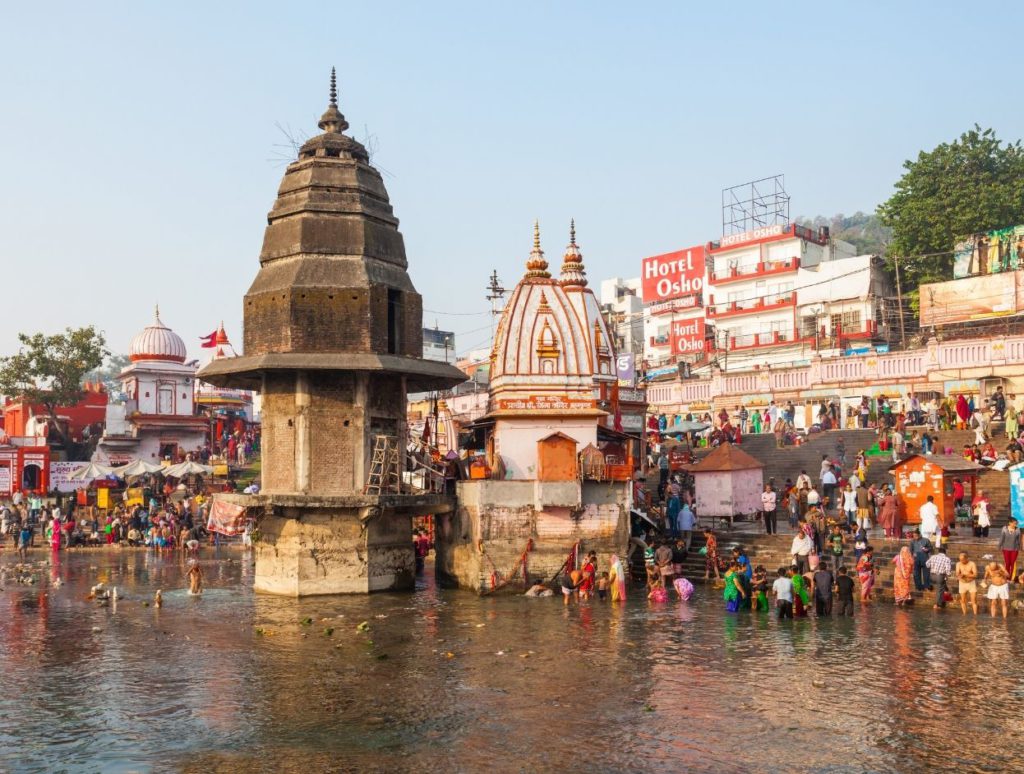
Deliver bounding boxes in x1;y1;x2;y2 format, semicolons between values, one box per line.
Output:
200;70;465;595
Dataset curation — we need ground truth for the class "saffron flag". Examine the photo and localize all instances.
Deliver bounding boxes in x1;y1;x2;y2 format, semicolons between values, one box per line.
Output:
199;330;218;348
207;499;246;536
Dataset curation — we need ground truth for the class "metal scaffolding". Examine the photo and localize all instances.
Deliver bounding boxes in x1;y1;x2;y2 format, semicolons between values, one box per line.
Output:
721;175;790;236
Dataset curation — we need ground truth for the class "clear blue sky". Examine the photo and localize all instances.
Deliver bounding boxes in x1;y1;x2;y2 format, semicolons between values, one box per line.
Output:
2;1;1021;361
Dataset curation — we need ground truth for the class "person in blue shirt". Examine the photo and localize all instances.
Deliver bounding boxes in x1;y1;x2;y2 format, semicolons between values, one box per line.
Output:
676;503;696;551
732;547;753;581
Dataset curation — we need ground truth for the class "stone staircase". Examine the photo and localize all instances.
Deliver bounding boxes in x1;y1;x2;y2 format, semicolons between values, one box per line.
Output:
699;426;1013;526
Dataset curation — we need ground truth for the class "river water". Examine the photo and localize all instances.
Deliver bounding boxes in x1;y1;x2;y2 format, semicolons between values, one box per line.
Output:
1;549;1022;773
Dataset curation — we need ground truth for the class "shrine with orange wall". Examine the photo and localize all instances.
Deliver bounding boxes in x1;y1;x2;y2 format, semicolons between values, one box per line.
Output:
889;455;980;526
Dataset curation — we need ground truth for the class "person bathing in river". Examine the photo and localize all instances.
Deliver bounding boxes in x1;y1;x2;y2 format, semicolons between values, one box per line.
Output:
187;561;204;595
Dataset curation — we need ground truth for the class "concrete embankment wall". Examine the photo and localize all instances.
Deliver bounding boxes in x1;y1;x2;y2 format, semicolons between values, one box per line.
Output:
437;480;630;593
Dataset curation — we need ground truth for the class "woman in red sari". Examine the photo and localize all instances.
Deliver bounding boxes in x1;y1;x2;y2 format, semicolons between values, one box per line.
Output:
955;394;971;430
578;553;596;599
892;546;913;606
878;487;899;539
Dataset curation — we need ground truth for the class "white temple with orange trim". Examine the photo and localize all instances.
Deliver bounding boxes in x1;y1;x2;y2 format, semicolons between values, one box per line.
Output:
486;221;618;477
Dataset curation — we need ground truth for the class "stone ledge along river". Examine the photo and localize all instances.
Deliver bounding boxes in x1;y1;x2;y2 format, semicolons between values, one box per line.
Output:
1;549;1022;773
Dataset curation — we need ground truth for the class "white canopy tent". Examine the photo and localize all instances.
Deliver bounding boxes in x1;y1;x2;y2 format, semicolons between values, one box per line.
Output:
67;462;120;482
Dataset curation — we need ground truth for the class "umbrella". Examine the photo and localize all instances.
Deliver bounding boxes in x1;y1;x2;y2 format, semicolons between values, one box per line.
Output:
665;420;710;434
113;459;165;477
163;460;214;477
68;462;120;481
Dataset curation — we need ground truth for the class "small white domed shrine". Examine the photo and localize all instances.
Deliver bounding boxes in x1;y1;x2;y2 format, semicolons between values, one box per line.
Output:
128;310;188;363
94;307;208;464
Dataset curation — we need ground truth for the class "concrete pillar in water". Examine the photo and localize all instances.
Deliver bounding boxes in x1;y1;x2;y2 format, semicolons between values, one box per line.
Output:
199;70;464;595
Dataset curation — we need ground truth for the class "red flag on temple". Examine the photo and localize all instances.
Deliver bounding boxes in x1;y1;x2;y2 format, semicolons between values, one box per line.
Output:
199;330;218;348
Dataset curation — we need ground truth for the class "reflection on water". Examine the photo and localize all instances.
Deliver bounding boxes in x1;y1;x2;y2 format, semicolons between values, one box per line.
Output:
2;550;1023;773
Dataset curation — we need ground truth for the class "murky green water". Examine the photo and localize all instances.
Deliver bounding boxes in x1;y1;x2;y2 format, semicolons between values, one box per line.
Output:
1;549;1022;773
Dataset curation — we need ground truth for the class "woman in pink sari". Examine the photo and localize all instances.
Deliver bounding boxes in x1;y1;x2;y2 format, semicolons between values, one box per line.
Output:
50;516;62;551
878;487;899;539
892;546;913;606
856;547;875;602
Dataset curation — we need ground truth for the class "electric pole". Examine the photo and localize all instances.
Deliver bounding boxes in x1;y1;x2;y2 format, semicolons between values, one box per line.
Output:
486;270;506;344
894;255;907;349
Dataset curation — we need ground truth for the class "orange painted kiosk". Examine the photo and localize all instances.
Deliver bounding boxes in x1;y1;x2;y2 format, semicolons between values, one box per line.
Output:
889;455;981;527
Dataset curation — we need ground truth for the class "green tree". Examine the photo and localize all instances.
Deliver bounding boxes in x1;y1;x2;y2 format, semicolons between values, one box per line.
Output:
0;326;109;447
796;211;891;256
877;125;1024;288
86;353;132;392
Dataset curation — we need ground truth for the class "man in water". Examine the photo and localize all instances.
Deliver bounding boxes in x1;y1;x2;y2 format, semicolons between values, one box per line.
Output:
187;561;204;595
835;567;855;617
955;551;978;615
984;562;1010;619
926;545;952;610
772;567;793;620
812;564;834;617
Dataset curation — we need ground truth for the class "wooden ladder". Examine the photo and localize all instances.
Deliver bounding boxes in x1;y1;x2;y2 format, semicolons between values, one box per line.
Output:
364;435;401;495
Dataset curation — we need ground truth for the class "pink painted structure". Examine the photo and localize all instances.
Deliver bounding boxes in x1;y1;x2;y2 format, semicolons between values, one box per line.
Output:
648;333;1024;413
689;443;765;520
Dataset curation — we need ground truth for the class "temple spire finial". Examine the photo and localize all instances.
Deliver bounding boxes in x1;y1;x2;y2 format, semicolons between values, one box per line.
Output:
318;67;349;134
559;218;588;287
525;220;550;279
155;303;160;321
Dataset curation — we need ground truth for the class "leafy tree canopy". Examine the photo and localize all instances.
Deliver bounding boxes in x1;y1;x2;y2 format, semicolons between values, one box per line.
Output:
796;212;891;256
0;326;109;443
86;353;132;392
877;125;1024;287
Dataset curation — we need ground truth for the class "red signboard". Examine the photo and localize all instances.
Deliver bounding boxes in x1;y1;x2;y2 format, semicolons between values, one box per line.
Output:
642;245;706;303
670;318;706;356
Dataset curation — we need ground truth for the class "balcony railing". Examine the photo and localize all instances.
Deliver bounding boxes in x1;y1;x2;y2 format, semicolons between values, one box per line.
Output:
711;257;800;284
707;292;796;319
727;330;793;351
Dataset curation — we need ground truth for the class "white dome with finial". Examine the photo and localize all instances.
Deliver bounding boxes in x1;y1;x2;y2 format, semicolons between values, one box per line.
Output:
490;221;615;397
129;307;187;363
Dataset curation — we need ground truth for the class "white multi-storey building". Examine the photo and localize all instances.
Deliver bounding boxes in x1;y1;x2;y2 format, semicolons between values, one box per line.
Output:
599;277;644;358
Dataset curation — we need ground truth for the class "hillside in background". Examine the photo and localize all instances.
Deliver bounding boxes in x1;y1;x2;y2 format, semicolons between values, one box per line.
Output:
796;212;891;256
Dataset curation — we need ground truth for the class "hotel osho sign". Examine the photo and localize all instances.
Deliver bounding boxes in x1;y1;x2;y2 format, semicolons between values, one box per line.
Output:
642;245;706;303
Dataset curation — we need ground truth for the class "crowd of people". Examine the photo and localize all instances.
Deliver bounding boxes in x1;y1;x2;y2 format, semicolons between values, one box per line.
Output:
0;494;224;558
648;387;1022;459
631;395;1024;618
